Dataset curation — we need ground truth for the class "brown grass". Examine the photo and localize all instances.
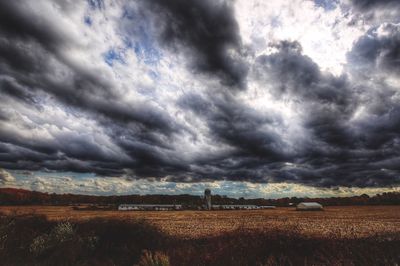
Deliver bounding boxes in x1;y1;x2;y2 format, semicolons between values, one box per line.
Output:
1;205;399;239
0;213;399;266
0;206;400;266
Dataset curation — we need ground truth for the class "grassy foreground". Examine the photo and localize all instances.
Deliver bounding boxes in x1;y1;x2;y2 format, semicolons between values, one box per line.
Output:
1;214;399;266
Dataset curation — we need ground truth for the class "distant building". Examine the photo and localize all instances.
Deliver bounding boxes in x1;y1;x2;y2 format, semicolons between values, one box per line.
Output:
296;202;323;211
204;189;212;210
203;189;276;210
212;205;276;210
118;189;277;211
118;204;182;211
258;206;276;209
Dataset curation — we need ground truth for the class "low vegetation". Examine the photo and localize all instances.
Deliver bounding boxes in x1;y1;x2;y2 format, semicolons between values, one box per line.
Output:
0;213;399;265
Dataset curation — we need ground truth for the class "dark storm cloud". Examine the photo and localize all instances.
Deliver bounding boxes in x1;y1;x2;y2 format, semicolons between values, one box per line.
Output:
0;78;37;105
0;1;186;177
244;40;400;187
350;0;400;10
0;2;64;51
345;23;400;150
174;49;358;185
0;1;179;135
348;0;400;24
0;0;399;189
142;0;248;89
348;23;400;74
256;41;355;148
256;41;352;106
0;0;282;183
179;92;287;161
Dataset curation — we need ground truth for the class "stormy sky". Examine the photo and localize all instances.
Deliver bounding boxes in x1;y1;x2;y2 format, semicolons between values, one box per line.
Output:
0;0;400;197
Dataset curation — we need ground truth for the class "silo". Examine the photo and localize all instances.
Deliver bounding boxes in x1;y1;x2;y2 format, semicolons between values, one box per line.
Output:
204;189;212;210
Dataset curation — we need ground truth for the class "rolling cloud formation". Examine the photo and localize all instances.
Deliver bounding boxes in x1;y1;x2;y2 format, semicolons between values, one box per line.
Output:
0;0;400;190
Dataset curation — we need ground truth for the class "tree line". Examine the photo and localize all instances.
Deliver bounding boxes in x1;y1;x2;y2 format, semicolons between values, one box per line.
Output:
0;187;399;207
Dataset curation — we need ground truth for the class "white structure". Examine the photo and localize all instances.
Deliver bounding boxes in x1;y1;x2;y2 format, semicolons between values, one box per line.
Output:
259;206;276;209
118;204;182;211
204;189;212;210
296;202;323;211
213;204;256;210
212;205;275;210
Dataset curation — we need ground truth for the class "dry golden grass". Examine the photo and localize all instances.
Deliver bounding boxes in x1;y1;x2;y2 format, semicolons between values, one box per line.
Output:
1;205;399;239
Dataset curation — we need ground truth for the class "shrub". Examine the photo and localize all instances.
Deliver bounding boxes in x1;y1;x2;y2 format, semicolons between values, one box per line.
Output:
29;221;75;256
29;234;48;255
0;216;14;250
136;250;170;266
51;221;74;242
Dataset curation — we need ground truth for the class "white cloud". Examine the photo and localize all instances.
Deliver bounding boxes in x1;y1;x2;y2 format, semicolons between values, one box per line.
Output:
1;0;399;193
235;0;367;74
0;168;15;183
6;172;399;198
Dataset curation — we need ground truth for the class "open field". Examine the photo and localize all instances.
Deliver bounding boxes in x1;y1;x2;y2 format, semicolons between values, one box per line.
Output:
1;205;399;239
1;206;400;265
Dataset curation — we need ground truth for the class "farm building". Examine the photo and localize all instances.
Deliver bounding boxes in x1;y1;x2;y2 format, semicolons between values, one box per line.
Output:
296;202;323;211
212;205;275;210
204;189;212;210
118;189;277;211
259;206;276;209
118;204;182;211
204;189;276;210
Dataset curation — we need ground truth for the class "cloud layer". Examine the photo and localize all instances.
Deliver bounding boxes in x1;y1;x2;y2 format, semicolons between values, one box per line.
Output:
0;168;15;184
0;0;400;193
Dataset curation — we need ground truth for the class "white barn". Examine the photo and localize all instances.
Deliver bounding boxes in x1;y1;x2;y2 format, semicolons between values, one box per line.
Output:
212;205;275;210
296;202;323;211
118;204;182;211
259;206;276;209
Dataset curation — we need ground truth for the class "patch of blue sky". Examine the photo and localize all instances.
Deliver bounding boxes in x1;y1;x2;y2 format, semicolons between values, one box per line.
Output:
148;70;159;80
87;0;104;10
120;7;162;66
84;16;92;26
270;16;281;28
314;0;338;11
133;39;161;65
39;171;96;179
103;48;126;67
